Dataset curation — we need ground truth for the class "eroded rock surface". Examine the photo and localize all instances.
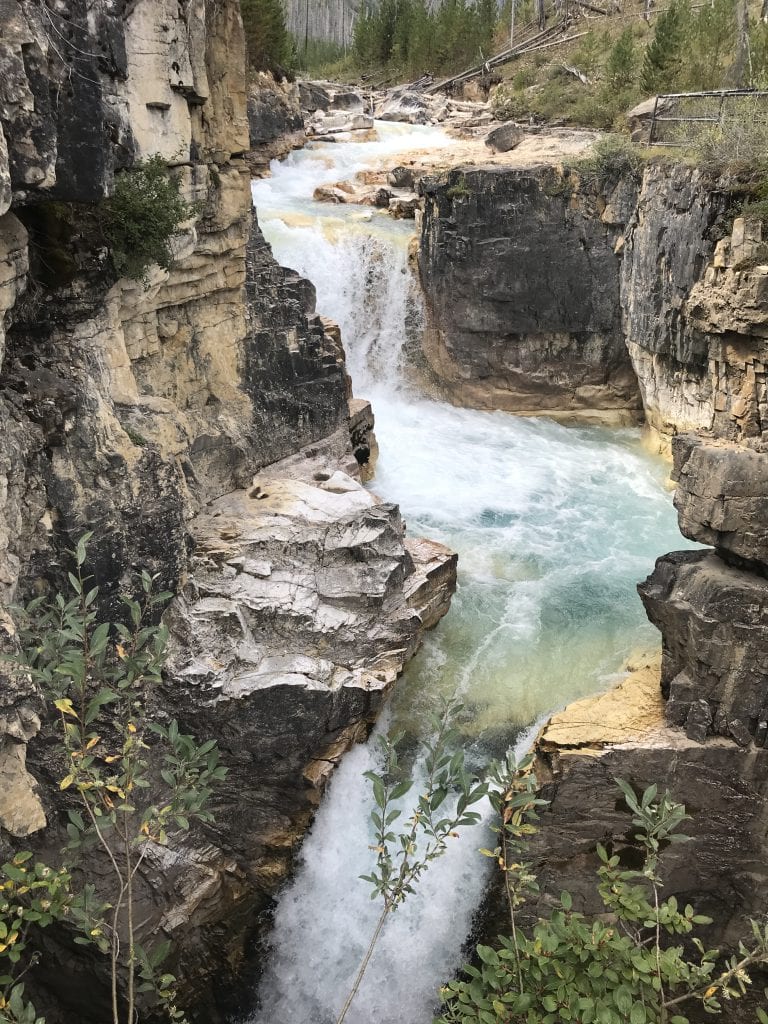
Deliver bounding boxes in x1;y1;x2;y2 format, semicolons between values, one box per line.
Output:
531;655;768;972
247;72;305;176
418;165;642;422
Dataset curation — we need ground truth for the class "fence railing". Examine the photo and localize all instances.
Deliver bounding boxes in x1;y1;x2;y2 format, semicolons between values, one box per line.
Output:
648;89;768;147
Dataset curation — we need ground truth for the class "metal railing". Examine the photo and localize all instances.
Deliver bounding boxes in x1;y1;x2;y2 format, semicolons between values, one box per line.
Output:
648;89;768;147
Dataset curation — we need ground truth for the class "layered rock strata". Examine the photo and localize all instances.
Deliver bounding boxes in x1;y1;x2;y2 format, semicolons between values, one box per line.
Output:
0;3;454;1017
247;72;305;176
418;165;643;423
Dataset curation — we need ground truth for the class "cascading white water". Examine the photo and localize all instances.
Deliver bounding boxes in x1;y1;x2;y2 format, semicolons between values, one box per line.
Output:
239;123;688;1024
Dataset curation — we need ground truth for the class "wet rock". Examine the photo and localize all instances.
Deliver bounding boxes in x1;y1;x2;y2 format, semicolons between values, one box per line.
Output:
388;193;421;219
485;121;524;153
376;90;429;124
348;397;379;482
309;112;374;137
247;72;305;176
387;165;416;189
373;187;394;208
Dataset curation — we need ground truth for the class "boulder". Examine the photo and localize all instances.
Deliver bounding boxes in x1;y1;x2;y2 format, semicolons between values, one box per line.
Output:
639;549;768;741
387;165;416;189
388;193;421;219
376;90;429;124
485;121;524;153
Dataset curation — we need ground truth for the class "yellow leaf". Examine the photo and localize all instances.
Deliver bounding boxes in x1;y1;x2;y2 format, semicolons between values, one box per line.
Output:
86;736;100;750
104;755;119;764
60;774;75;790
127;722;137;734
0;943;6;954
704;986;718;999
116;643;126;659
54;698;77;718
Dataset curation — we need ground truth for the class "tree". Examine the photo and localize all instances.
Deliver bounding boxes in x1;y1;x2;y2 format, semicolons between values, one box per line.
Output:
641;0;687;94
605;28;637;91
240;0;291;71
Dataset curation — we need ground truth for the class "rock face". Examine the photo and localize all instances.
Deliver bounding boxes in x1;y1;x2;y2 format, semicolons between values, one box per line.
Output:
0;2;454;1018
247;72;305;176
530;654;768;969
418;166;642;422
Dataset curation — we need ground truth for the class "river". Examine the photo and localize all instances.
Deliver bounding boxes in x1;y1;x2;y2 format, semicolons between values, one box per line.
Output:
235;122;686;1024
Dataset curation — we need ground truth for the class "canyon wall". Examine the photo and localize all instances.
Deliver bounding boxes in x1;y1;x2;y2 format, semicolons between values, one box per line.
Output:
0;3;455;1019
424;154;768;1009
418;166;642;424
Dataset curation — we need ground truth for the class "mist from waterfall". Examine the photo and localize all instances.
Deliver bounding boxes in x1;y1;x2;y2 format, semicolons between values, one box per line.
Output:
237;123;687;1024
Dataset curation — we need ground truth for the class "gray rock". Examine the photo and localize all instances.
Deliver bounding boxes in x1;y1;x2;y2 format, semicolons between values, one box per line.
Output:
639;550;768;740
387;165;416;189
417;166;642;418
684;698;712;743
485;121;524;153
729;718;753;747
672;433;768;571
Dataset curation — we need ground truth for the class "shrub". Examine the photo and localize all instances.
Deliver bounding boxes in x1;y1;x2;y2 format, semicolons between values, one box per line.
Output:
438;771;768;1024
573;133;644;187
100;156;196;284
4;536;227;1024
692;111;768;175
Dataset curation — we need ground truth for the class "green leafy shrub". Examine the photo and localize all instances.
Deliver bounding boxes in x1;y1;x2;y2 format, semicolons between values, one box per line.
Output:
573;133;644;187
100;156;196;284
438;773;768;1024
3;535;227;1024
337;698;487;1024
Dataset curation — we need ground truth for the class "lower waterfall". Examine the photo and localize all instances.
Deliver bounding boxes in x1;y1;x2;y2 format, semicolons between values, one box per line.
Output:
238;123;687;1024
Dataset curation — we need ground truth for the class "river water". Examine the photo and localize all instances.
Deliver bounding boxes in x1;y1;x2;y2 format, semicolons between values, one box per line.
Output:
239;123;685;1024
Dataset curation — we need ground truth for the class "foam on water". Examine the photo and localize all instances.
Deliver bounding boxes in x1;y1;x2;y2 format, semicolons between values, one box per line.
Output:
240;123;687;1023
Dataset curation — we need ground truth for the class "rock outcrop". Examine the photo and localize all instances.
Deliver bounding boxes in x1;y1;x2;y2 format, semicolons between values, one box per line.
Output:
531;653;768;974
247;72;305;176
418;166;642;423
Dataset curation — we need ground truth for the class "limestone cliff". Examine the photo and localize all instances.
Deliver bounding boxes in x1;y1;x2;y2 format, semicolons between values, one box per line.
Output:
0;3;456;1018
429;151;768;1008
418;166;642;424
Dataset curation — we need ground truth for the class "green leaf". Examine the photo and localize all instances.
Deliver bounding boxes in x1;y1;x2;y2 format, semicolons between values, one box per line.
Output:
629;1003;646;1024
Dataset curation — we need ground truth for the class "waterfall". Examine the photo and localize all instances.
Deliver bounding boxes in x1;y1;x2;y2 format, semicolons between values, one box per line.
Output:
239;123;686;1024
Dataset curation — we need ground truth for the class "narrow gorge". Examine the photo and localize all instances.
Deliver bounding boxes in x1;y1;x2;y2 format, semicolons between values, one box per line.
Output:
0;2;767;1023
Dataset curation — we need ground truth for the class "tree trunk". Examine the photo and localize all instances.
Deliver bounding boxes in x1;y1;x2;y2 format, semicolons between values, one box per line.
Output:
536;0;545;29
729;0;750;87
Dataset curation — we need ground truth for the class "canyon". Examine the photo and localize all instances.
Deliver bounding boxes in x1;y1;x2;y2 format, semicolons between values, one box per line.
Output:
0;1;767;1022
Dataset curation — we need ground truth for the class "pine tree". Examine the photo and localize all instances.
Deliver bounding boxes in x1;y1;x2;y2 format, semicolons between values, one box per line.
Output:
641;0;686;94
605;27;637;91
240;0;291;72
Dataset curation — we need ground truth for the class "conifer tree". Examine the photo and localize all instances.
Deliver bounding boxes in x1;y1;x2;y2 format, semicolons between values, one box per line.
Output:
240;0;291;71
641;0;686;94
